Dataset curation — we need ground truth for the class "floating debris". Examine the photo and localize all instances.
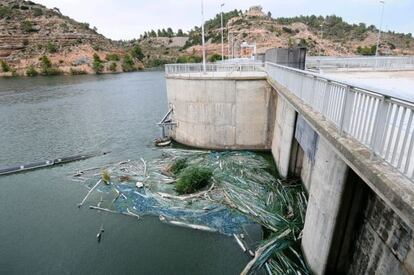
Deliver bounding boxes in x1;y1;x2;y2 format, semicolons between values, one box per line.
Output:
73;149;309;274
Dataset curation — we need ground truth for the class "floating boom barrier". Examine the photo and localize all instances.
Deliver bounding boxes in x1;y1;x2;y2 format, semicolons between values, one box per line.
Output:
0;151;110;176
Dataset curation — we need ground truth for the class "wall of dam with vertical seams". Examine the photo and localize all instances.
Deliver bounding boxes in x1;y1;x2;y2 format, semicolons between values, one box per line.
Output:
166;75;275;150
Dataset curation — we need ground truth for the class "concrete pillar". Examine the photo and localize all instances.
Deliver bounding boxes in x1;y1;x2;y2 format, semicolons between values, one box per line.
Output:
301;137;348;275
271;94;296;177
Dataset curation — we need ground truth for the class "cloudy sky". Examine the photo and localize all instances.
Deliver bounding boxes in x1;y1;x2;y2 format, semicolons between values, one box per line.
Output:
35;0;413;40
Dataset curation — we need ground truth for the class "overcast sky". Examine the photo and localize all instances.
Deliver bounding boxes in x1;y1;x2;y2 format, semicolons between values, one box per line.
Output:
35;0;414;40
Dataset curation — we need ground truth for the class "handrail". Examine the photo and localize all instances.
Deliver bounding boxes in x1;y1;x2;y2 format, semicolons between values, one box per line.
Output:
165;62;265;77
265;62;414;181
306;56;414;71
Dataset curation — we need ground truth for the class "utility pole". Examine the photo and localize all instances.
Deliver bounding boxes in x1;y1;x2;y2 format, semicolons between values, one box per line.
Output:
220;3;225;61
318;22;324;56
201;0;206;73
375;0;385;57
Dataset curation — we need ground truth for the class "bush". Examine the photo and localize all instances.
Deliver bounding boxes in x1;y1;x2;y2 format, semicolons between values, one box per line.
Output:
175;166;212;194
92;53;104;73
357;45;376;56
1;59;10;72
170;158;188;174
122;54;135;72
176;55;202;64
109;62;117;72
69;68;87;75
46;42;58;53
0;6;12;19
105;53;120;61
209;53;222;62
131;44;144;61
33;7;43;17
21;20;35;32
26;65;38;76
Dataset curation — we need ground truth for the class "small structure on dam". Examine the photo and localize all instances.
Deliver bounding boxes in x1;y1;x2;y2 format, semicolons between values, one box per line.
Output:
164;52;414;275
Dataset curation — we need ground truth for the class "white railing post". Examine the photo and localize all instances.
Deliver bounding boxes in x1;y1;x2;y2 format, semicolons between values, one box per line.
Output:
370;96;390;158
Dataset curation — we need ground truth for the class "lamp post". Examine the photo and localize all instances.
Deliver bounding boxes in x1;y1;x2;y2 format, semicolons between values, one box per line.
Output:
375;0;385;57
220;3;225;61
201;0;206;73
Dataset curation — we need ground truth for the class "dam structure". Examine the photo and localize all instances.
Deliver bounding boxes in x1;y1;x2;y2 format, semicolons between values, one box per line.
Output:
164;54;414;274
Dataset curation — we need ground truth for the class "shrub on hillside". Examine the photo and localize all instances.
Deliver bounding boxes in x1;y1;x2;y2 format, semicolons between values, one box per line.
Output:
105;53;120;61
1;59;10;72
131;44;144;61
46;42;58;53
69;68;87;75
92;53;104;73
175;166;212;194
122;54;135;72
109;62;117;72
26;65;38;76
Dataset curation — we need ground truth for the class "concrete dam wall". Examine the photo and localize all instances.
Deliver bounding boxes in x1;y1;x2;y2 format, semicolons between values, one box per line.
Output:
166;75;275;150
165;70;414;275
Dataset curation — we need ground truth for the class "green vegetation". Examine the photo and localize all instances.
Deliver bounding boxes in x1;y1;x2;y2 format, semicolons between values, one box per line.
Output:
101;170;111;184
21;20;36;32
0;5;12;19
169;158;188;174
209;53;222;62
92;53;104;73
175;166;213;194
109;62;117;72
26;65;38;76
79;22;90;30
32;7;43;17
357;45;377;56
176;55;202;63
130;44;144;61
46;42;58;53
121;54;135;72
39;55;61;75
105;53;120;61
147;58;167;67
69;68;87;75
0;59;10;72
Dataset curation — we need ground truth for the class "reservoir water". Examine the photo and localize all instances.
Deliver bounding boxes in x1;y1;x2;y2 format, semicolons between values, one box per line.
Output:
0;72;250;274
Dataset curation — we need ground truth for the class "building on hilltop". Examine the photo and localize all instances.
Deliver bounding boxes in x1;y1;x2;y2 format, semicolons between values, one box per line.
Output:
245;6;266;17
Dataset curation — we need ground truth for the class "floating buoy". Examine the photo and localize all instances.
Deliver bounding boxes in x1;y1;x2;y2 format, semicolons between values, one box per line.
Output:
136;181;144;188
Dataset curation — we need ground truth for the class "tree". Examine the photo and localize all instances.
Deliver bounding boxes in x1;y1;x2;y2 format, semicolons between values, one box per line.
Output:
167;28;174;37
131;44;144;61
267;11;272;18
122;54;135;72
92;53;104;73
177;29;184;36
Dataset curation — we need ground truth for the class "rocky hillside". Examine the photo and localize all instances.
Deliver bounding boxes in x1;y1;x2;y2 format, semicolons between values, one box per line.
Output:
0;0;142;76
137;6;414;65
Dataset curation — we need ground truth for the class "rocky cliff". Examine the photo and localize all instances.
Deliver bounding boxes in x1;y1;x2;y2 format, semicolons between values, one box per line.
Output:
0;0;141;76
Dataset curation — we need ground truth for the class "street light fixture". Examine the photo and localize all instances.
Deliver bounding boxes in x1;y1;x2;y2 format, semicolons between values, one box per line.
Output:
220;3;225;61
375;0;385;57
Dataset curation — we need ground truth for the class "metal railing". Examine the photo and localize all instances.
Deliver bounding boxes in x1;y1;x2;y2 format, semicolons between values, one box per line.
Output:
165;62;265;77
306;56;414;71
266;62;414;181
